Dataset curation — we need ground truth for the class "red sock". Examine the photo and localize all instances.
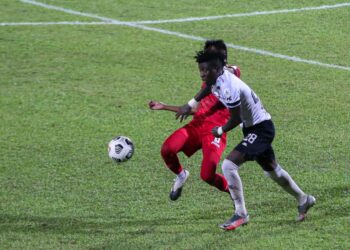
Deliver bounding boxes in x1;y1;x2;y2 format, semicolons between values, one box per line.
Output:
213;173;229;193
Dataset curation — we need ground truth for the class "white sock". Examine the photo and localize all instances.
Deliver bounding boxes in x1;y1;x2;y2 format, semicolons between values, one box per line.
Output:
265;165;307;205
177;169;186;179
222;159;247;216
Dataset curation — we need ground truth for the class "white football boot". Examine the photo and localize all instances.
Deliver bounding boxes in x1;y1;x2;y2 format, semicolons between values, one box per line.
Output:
297;195;316;221
169;170;189;201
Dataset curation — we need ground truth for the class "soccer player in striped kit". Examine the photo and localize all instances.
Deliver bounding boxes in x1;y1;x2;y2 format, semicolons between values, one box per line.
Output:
176;50;315;230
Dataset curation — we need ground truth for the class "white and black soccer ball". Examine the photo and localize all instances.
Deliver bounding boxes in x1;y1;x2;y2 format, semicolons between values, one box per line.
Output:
108;136;134;163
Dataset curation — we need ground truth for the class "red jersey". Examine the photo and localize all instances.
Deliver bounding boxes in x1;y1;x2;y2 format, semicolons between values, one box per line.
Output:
186;66;240;135
188;65;241;134
188;83;230;135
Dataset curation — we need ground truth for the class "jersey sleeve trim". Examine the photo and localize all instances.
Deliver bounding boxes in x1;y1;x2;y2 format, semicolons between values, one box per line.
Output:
226;100;241;108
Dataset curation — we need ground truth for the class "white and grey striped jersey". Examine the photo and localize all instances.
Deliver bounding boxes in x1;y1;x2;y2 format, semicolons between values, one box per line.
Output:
211;69;271;127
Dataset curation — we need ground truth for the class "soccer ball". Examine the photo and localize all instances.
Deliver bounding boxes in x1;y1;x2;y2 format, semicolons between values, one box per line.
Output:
108;136;134;163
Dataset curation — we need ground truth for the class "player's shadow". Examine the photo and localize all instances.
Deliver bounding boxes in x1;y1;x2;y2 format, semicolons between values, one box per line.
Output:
254;183;349;225
309;183;349;218
0;213;112;235
1;185;346;236
0;213;192;235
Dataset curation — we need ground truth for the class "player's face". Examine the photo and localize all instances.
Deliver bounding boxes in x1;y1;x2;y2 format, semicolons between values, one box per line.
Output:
198;62;219;85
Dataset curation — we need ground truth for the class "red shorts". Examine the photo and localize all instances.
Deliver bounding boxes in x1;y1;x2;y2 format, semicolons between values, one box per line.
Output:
164;124;227;158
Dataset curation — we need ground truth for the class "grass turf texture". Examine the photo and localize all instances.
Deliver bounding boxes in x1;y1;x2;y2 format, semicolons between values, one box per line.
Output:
0;0;349;249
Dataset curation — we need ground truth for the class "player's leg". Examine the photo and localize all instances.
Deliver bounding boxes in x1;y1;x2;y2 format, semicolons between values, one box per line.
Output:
161;128;190;175
219;150;249;230
200;136;229;192
257;149;316;221
161;127;199;200
257;154;307;203
219;121;274;230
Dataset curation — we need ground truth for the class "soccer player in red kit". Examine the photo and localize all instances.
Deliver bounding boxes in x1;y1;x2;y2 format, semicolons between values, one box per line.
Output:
149;40;241;200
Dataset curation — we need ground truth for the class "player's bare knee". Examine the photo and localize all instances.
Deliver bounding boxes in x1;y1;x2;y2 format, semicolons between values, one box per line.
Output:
257;157;278;171
264;165;282;177
227;150;245;165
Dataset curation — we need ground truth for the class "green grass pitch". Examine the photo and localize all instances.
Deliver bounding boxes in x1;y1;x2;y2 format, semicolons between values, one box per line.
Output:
0;0;349;249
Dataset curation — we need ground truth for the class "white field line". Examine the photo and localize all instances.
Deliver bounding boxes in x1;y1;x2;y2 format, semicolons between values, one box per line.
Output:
134;2;350;24
20;0;125;23
0;21;107;26
19;0;350;71
5;1;350;27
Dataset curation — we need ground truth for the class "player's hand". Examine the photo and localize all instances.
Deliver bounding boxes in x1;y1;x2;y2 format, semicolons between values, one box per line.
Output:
148;100;164;110
212;126;223;138
175;104;192;122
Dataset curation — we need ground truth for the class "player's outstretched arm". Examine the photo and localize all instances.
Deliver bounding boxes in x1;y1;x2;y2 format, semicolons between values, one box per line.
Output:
175;85;211;122
212;106;242;137
149;100;196;114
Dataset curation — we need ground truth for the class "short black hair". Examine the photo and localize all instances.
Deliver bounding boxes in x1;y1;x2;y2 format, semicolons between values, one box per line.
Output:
195;50;225;68
204;39;227;52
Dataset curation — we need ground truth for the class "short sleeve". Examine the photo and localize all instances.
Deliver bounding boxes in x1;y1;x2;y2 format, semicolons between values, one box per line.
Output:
218;76;240;108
